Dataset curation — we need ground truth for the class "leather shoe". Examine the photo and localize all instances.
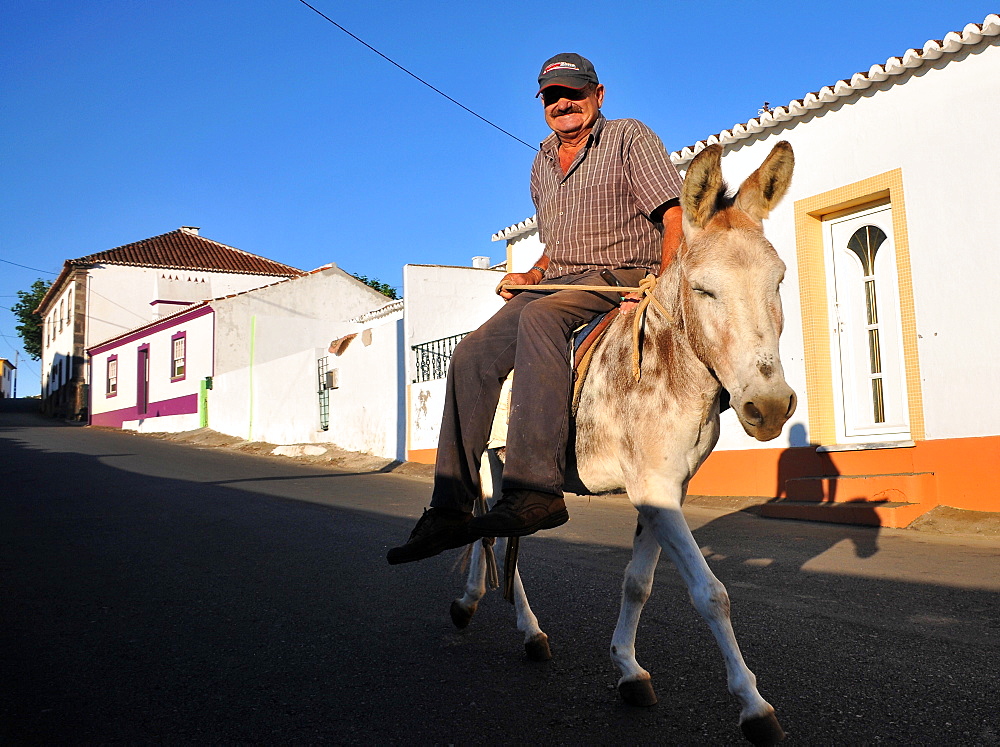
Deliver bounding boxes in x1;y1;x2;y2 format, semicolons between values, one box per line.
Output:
386;508;473;565
467;490;569;538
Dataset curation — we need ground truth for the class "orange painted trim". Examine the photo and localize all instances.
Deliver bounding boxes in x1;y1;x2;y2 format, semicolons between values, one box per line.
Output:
407;448;437;465
687;435;1000;513
407;436;1000;513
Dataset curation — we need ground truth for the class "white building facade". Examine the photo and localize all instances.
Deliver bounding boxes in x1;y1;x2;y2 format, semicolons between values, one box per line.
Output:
88;265;406;459
403;264;505;463
37;227;302;419
0;358;15;399
670;15;1000;521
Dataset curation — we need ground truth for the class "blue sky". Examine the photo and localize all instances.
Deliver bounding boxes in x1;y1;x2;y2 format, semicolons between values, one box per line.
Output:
2;0;994;395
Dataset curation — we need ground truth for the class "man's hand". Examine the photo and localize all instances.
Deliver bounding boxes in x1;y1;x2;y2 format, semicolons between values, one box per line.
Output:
496;268;543;301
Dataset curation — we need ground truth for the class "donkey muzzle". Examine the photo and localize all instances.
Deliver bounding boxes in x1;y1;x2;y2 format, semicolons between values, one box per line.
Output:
738;385;797;442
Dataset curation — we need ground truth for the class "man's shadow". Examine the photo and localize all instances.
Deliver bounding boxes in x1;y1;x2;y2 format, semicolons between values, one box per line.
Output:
690;423;881;571
776;423;840;501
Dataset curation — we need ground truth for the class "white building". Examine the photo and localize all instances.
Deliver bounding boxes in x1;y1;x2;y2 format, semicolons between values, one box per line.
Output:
35;227;302;419
488;14;1000;525
87;265;401;455
0;358;15;399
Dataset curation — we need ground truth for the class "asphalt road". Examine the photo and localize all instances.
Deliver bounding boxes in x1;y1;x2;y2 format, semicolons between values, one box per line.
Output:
2;401;999;745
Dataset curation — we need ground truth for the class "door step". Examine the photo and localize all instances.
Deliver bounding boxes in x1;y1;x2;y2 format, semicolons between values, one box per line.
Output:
759;472;936;528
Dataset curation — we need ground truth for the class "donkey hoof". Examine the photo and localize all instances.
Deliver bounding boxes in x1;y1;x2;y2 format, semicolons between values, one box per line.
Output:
524;633;552;661
740;712;785;745
618;677;657;707
449;600;476;629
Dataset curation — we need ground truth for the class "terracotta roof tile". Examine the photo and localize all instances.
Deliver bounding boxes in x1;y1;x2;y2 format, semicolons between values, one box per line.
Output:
70;227;303;277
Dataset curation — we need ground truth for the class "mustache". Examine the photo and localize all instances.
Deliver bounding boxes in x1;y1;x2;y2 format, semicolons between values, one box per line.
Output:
553;104;583;115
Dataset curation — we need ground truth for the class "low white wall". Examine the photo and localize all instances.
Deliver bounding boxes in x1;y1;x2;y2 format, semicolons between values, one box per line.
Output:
402;264;505;384
125;413;202;434
209;315;405;459
325;317;405;459
407;378;446;454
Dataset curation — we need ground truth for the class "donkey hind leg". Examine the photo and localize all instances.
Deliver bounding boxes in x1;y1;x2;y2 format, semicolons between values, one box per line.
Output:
631;483;785;745
449;537;551;660
487;448;551;661
451;449;551;660
611;513;661;707
502;536;552;661
450;448;503;629
450;538;489;629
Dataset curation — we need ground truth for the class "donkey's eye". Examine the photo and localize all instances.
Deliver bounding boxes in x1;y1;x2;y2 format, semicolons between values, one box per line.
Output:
692;286;716;299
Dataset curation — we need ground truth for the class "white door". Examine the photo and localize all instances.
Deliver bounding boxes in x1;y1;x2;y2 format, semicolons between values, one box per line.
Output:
827;205;910;442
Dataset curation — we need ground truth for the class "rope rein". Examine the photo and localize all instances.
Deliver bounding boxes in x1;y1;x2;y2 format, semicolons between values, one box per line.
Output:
498;273;674;382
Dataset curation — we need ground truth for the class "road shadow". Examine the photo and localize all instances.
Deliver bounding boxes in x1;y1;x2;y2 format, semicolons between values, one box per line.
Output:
3;415;998;745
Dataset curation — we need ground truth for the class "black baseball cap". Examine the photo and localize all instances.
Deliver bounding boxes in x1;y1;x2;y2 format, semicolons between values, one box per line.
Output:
536;53;599;96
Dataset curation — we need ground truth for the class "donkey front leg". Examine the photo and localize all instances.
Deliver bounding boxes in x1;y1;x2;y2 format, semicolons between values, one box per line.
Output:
611;513;661;706
632;484;784;745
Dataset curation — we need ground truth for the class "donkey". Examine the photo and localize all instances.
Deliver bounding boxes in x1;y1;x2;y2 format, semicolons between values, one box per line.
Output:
450;141;797;745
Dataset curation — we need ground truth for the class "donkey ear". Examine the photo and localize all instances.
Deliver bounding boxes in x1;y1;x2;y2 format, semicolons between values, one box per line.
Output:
734;141;794;221
681;144;725;229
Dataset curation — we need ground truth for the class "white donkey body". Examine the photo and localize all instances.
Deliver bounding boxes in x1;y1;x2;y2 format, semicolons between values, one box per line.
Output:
452;141;797;746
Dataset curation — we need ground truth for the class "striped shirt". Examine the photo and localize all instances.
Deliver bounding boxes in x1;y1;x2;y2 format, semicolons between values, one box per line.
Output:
530;115;683;278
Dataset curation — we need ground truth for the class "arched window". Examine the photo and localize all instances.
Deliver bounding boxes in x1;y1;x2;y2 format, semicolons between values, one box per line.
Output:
846;225;888;423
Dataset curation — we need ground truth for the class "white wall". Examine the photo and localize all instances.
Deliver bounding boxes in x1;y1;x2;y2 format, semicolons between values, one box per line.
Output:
681;35;1000;447
85;265;290;354
402;264;505;383
505;230;545;273
0;361;14;397
325;315;406;459
205;266;400;454
40;278;78;396
408;378;446;453
401;264;506;458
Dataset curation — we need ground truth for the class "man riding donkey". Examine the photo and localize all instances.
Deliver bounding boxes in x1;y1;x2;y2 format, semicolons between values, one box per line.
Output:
388;53;684;565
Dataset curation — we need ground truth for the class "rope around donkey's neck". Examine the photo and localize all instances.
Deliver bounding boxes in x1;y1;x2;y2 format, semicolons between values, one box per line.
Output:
498;273;673;382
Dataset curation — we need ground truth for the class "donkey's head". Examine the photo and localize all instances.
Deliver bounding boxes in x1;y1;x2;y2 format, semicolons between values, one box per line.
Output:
678;141;797;441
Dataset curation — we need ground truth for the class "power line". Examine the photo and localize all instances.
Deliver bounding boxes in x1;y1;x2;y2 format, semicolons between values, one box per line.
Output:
293;0;538;152
0;257;58;275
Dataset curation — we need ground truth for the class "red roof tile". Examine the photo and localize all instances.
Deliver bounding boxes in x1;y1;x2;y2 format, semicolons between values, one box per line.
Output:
70;227;303;277
35;227;303;315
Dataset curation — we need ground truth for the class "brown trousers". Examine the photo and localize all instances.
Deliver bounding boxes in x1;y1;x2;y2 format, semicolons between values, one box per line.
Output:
429;267;648;512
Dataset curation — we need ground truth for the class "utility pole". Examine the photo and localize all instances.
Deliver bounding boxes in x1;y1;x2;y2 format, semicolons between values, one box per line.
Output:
13;350;18;398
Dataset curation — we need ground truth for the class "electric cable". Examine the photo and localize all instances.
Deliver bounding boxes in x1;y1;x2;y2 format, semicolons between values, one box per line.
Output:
293;0;537;151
